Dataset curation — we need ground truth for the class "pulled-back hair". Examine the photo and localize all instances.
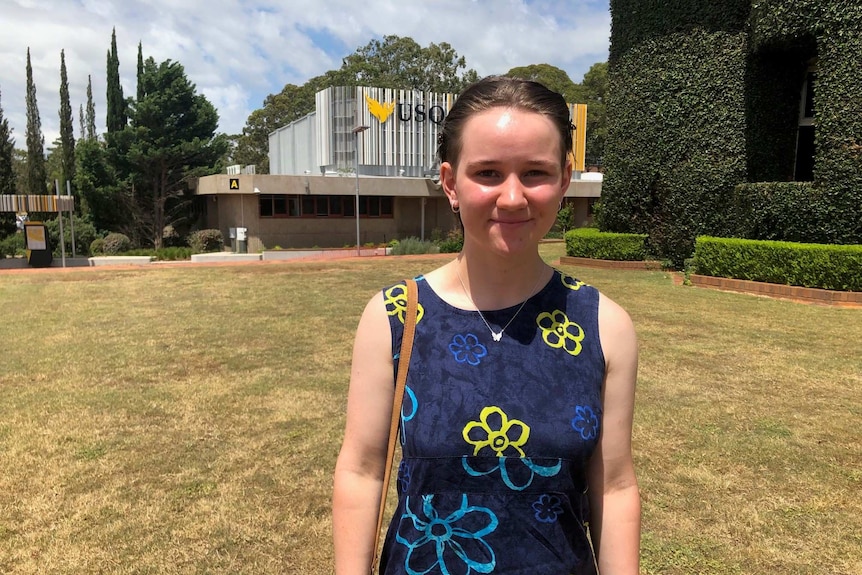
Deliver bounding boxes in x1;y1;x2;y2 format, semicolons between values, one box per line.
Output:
437;76;573;168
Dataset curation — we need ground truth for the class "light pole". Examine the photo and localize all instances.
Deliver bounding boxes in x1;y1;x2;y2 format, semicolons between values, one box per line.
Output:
353;125;369;256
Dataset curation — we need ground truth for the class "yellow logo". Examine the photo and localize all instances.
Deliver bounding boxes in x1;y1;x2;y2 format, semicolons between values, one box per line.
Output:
365;94;396;123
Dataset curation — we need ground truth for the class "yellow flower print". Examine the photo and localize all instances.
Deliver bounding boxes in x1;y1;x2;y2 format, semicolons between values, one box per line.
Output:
561;275;587;291
537;310;585;356
463;406;530;457
384;283;424;324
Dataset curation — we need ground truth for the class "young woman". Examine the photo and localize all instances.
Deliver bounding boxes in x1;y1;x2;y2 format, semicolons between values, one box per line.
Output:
333;76;640;574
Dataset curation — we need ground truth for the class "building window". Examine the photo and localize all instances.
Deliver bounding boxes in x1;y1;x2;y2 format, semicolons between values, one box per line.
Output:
794;63;816;181
258;194;393;218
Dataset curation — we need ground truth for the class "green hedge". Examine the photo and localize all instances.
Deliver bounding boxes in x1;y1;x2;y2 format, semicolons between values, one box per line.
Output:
693;236;862;291
565;228;648;261
604;0;862;266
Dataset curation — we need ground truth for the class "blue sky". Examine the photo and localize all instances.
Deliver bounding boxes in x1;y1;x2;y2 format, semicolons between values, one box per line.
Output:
0;0;610;147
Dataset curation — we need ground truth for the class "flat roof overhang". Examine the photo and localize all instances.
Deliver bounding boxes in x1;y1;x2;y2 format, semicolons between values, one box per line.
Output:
191;174;600;199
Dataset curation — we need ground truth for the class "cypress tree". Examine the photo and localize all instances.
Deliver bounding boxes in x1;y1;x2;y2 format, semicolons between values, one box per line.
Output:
106;28;126;133
137;42;144;102
85;75;96;140
25;48;47;195
0;85;17;196
58;49;76;191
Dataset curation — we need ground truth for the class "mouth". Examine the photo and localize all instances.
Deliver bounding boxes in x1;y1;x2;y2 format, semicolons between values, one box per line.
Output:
492;218;530;225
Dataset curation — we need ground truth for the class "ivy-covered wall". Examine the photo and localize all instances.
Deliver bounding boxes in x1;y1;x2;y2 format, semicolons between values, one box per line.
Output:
602;0;862;264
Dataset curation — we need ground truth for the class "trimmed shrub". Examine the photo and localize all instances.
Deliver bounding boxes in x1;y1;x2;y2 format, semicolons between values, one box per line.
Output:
390;237;440;255
565;228;648;261
90;238;106;255
693;236;862;292
188;229;224;253
436;228;464;253
44;215;99;257
102;232;132;255
0;233;25;258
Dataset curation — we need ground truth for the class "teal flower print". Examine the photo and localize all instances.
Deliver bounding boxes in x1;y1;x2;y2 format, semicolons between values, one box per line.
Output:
396;494;498;575
571;405;599;440
449;333;488;366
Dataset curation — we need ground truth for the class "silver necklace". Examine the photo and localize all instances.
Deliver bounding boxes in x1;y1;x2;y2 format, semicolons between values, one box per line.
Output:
454;265;545;342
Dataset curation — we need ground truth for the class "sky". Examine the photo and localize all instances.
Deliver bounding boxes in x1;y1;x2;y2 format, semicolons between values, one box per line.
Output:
0;0;610;149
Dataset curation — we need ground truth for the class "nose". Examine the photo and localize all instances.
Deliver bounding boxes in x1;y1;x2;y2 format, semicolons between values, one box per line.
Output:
496;174;528;211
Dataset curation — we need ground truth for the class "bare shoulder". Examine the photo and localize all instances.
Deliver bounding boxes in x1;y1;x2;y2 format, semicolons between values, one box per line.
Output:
597;292;638;369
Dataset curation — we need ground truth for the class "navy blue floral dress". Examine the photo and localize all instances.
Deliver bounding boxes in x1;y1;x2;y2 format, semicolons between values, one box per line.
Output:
379;271;605;575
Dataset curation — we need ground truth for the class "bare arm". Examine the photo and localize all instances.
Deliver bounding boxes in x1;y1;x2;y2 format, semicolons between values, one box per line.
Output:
588;292;641;575
333;294;397;575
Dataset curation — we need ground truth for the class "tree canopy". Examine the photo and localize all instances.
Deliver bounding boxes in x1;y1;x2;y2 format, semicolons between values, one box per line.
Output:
125;57;227;247
0;86;16;196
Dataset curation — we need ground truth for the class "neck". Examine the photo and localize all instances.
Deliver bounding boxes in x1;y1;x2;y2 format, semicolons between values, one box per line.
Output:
453;249;550;310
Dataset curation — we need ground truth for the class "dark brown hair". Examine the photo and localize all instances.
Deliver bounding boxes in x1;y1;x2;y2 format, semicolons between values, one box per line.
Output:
437;76;574;168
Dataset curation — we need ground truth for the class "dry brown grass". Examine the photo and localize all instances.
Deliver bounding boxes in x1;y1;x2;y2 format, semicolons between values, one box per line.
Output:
0;246;859;574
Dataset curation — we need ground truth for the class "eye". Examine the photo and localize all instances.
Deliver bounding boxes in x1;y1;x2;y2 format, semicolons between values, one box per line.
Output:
475;169;500;179
524;169;548;177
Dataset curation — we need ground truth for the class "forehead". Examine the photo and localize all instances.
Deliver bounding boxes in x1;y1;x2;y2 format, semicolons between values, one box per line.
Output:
459;107;561;158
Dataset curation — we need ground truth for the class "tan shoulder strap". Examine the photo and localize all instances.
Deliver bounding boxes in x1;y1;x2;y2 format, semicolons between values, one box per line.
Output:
371;279;418;574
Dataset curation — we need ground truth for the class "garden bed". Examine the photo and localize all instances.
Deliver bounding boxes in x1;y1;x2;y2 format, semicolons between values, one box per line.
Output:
689;274;862;307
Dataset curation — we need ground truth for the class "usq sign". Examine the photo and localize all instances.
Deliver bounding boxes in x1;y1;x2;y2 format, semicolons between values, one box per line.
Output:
365;94;448;125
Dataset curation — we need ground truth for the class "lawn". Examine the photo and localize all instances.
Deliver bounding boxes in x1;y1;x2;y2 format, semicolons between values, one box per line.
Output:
1;244;860;574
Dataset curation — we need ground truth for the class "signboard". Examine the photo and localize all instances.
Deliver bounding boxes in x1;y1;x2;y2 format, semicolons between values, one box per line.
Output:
229;178;240;190
25;223;47;250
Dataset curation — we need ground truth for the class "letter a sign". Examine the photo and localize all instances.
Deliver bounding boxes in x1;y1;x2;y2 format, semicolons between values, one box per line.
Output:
229;178;240;190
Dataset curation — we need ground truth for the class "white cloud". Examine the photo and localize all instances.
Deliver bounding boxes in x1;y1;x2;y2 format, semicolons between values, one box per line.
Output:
0;0;609;147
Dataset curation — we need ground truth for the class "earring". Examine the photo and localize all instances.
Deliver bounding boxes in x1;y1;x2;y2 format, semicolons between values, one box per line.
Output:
451;204;460;214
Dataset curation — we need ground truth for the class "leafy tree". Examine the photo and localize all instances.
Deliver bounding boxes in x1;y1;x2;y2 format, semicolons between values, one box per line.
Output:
505;64;585;103
580;62;608;166
341;36;478;92
12;149;28;195
106;28;127;133
75;137;128;233
45;139;64;193
125;57;228;247
0;86;16;238
58;49;76;196
25;48;47;195
0;85;16;196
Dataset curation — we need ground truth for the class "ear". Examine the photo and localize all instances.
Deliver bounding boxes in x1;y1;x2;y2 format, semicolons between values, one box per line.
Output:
560;158;573;196
440;161;457;203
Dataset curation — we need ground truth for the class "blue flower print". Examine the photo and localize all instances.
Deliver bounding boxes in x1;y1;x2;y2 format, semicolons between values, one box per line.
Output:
571;405;599;440
397;460;411;495
532;494;564;523
396;494;498;575
449;333;488;366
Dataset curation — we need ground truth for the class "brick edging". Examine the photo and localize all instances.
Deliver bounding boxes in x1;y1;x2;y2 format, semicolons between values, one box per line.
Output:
690;274;862;307
558;256;663;270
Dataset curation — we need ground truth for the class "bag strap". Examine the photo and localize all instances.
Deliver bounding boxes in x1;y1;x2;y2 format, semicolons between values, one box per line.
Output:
371;279;418;574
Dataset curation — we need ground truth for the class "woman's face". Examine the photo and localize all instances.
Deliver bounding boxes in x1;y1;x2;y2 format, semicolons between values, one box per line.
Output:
441;106;572;258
